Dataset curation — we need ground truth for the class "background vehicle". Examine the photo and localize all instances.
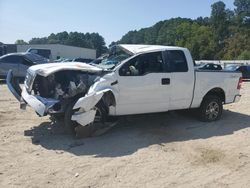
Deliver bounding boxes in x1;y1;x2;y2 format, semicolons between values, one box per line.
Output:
236;66;250;79
90;54;109;65
27;48;52;60
225;65;250;79
198;63;222;71
73;58;94;63
0;52;48;78
7;45;242;137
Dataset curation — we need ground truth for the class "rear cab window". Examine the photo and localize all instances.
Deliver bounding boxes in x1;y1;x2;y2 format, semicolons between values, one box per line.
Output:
164;50;188;72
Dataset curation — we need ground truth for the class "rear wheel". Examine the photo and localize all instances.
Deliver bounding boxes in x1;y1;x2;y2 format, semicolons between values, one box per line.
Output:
199;95;223;122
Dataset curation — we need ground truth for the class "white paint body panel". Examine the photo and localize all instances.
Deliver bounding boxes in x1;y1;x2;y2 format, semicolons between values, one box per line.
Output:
191;71;241;108
71;110;97;126
115;72;171;115
73;90;110;111
167;50;195;110
119;44;186;54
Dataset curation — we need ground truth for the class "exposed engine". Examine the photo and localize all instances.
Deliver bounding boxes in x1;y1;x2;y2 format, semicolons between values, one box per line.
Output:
32;70;99;100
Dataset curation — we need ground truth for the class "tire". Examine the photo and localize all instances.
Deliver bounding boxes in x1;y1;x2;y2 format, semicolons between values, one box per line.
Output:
50;114;64;125
64;100;108;136
198;95;223;122
64;101;79;134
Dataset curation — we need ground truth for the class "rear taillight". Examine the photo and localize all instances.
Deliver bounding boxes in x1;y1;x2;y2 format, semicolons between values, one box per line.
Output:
237;77;243;90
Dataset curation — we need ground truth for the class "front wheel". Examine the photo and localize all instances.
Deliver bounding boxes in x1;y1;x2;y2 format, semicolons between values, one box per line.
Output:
64;100;108;137
198;95;223;122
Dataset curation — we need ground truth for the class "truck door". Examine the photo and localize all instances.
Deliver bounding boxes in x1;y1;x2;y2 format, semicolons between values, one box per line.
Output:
116;51;171;115
164;50;194;110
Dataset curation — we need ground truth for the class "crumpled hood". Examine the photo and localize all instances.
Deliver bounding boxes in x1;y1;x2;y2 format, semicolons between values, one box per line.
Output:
28;62;102;77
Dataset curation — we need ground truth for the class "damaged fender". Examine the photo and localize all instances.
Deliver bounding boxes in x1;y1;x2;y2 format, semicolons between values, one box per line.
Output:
71;73;118;126
73;88;112;111
71;88;112;126
71;109;97;126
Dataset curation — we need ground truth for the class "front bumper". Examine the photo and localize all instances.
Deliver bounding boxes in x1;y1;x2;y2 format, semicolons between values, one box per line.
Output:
7;70;113;127
21;87;59;116
7;70;59;116
6;70;22;102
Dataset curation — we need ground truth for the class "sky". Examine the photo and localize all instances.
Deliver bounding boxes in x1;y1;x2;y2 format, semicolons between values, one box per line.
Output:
0;0;235;45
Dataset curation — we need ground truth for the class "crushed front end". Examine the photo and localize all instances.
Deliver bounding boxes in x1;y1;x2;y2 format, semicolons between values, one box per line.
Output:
7;62;118;137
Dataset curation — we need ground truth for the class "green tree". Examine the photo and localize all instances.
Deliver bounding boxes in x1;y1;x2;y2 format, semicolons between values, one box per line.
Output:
15;39;28;44
29;37;48;44
238;50;250;59
27;31;107;57
210;1;230;58
116;1;250;60
223;27;250;59
234;0;250;24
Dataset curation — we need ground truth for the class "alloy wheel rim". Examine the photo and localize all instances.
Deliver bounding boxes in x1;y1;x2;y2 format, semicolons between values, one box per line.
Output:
205;101;219;120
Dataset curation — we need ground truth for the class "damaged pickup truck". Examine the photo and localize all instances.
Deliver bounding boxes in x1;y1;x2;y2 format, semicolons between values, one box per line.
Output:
7;45;242;137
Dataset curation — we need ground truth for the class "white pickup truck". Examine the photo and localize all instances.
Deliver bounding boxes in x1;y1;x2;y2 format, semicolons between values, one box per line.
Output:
7;45;242;137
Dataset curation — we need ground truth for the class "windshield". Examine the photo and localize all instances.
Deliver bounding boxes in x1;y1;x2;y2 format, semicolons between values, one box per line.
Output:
25;53;48;63
224;65;239;71
92;45;132;69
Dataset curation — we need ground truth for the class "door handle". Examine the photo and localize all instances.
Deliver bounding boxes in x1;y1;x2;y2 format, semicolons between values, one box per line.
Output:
161;78;170;85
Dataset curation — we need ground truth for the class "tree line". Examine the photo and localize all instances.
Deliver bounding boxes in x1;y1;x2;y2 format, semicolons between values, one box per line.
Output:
15;32;107;57
16;0;250;60
117;0;250;60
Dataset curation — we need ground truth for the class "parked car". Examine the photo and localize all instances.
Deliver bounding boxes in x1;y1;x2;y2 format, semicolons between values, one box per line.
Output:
73;58;94;63
224;65;239;71
56;58;94;63
198;63;222;71
0;52;48;79
237;66;250;79
90;54;109;65
27;48;52;60
225;65;250;79
7;45;242;137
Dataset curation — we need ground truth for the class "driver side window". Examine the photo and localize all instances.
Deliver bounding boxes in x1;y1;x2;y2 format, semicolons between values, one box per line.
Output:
119;52;164;76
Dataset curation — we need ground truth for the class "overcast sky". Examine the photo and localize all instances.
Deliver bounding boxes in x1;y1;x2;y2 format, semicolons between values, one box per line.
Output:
0;0;235;45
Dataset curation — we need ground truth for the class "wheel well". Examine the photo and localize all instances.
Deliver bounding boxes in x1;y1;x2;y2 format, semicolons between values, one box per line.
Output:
203;88;225;103
102;91;116;107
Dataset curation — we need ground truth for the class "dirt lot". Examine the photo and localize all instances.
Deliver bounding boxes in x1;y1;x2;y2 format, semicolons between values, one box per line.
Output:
0;82;250;188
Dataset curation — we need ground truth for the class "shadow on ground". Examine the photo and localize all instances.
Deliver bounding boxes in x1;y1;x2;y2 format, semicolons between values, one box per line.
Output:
24;109;250;157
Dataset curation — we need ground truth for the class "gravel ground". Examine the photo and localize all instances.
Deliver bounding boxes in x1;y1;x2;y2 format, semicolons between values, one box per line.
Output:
0;82;250;188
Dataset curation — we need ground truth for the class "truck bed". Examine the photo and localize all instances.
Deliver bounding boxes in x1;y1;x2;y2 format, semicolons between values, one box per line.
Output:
191;70;242;108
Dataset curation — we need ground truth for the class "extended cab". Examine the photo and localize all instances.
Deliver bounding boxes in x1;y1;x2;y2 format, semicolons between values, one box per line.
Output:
7;45;242;137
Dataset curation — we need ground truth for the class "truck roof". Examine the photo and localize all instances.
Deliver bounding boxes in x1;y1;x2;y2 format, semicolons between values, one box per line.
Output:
118;44;186;54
